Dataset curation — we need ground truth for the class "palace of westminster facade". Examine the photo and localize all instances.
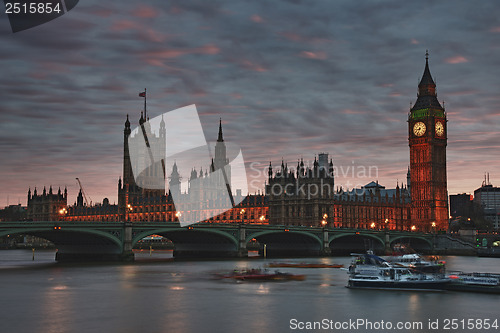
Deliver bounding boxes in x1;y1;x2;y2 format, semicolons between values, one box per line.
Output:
27;54;449;232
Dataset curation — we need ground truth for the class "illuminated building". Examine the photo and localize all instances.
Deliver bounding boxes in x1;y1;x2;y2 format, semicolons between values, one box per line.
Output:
28;53;448;231
27;186;67;221
267;52;447;231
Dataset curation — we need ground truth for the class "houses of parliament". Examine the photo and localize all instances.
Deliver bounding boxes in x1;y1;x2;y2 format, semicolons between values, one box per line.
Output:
27;53;449;232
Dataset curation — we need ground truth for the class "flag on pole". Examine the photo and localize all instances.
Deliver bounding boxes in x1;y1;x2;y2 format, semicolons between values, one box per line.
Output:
139;91;146;97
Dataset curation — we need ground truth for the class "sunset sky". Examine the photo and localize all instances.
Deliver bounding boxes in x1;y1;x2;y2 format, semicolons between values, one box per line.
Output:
1;0;500;207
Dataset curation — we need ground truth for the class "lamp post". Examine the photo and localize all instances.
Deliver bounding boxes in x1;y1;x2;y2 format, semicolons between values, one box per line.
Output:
126;204;133;222
240;208;246;224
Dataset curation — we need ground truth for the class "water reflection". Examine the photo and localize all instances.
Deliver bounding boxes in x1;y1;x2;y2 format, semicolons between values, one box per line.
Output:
1;253;499;333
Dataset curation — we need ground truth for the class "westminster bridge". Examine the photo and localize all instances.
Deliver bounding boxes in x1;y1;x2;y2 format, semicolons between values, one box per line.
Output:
0;221;476;261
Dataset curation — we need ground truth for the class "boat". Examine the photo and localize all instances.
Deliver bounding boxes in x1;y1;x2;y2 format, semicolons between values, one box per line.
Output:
446;272;500;293
347;252;450;291
267;262;344;269
214;268;306;282
384;244;445;273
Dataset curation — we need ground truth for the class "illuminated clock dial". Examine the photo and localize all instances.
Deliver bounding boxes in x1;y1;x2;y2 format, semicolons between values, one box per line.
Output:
413;122;426;136
435;121;444;136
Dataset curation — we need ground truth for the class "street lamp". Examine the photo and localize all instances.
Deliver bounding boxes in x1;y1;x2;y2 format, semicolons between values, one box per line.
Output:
411;225;416;231
370;222;376;229
126;204;133;222
322;214;328;227
240;208;246;224
431;222;436;233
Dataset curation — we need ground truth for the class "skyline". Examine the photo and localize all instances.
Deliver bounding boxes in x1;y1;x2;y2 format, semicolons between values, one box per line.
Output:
1;1;500;207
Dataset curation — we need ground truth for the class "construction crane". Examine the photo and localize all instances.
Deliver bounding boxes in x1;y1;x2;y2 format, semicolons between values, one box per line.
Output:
75;177;91;206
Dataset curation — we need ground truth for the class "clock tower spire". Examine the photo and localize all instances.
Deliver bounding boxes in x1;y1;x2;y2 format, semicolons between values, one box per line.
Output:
408;51;448;231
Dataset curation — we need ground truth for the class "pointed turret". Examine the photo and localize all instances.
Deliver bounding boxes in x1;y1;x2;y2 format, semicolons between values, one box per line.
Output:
139;111;144;125
411;51;443;111
217;118;224;142
125;114;130;128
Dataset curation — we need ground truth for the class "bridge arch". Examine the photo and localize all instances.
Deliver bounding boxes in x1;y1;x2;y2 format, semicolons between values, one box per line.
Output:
133;227;239;258
246;230;322;257
0;227;123;261
328;232;385;255
389;235;433;253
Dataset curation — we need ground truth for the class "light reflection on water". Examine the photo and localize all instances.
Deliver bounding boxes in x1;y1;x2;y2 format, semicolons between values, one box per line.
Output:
0;250;499;333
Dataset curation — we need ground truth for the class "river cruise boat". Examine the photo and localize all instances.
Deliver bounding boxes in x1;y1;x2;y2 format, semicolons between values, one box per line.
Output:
384;244;445;273
347;253;450;291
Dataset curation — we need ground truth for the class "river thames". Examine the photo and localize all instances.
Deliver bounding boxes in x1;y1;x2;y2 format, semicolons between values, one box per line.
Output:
0;250;498;333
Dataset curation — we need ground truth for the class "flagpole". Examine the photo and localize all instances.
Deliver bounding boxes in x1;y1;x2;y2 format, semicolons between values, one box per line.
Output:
144;88;147;120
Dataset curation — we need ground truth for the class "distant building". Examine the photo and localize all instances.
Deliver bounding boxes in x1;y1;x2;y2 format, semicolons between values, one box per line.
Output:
449;193;473;219
474;176;500;230
27;186;67;221
0;204;27;221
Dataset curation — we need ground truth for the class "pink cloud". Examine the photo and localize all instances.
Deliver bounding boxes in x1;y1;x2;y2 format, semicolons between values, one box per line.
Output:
143;44;220;60
445;56;468;64
299;51;327;60
342;109;366;115
278;31;303;42
134;5;159;18
411;38;419;45
241;60;267;72
110;19;139;32
251;15;264;23
490;26;500;33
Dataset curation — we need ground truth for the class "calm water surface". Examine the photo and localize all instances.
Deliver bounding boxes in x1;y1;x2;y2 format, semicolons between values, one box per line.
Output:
0;250;499;333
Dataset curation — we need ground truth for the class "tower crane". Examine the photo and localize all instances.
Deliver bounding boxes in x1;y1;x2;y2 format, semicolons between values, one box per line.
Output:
75;178;92;206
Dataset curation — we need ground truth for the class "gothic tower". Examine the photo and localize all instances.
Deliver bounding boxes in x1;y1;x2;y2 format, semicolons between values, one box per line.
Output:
408;51;448;231
214;118;231;191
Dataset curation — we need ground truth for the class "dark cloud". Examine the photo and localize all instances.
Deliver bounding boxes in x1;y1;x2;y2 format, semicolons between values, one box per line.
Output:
1;0;500;207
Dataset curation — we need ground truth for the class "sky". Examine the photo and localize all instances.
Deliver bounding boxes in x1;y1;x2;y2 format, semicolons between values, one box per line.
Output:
1;0;499;207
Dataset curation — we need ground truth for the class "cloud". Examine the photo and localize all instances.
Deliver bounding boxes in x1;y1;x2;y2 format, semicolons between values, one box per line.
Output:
299;51;327;60
133;5;159;18
445;56;468;64
250;15;263;23
1;0;500;206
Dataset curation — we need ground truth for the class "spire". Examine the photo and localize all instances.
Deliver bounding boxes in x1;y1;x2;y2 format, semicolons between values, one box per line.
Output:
411;50;443;112
217;118;224;142
139;111;144;125
125;114;130;128
419;50;436;89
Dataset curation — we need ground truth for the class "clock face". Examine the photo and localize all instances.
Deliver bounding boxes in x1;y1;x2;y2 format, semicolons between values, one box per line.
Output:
413;122;426;136
435;121;444;136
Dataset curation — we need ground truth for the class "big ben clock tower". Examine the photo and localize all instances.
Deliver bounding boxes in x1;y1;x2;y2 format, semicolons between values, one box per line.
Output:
409;51;448;231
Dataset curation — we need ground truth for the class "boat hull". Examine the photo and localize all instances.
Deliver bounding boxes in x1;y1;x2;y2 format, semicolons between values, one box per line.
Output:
446;283;500;294
347;279;450;291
